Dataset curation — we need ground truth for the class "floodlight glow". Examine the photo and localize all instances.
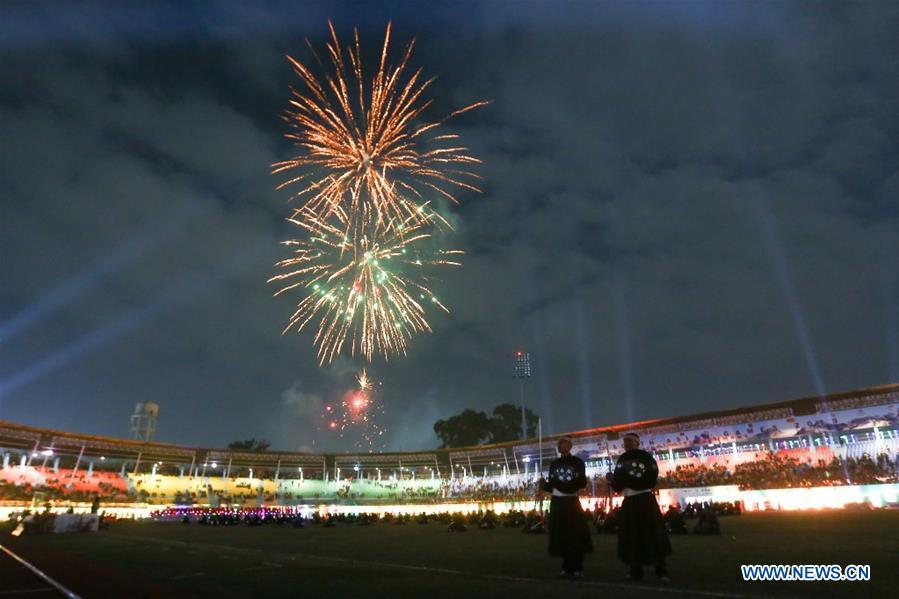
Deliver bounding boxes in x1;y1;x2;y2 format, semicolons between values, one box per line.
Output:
0;204;201;347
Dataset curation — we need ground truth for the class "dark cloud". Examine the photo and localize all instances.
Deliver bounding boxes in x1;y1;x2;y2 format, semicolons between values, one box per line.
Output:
0;1;896;451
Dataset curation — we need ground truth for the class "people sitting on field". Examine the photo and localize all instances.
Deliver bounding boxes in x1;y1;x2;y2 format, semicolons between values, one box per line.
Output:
664;506;688;534
447;518;467;532
477;510;497;529
521;511;545;534
681;501;741;519
593;507;619;534
693;508;721;535
503;510;526;528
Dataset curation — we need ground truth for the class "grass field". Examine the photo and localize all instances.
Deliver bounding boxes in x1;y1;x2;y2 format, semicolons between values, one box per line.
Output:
2;511;897;598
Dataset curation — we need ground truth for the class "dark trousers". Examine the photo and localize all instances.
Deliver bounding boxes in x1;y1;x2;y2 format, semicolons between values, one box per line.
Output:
562;549;584;573
629;558;667;580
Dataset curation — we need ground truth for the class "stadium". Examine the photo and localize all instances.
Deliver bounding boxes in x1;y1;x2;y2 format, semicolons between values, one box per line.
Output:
3;383;899;516
3;383;898;597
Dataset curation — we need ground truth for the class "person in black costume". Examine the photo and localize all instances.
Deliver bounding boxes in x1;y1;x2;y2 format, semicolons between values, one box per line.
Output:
606;432;672;582
537;436;593;579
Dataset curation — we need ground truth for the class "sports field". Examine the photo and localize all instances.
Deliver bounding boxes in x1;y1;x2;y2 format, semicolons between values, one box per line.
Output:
2;511;897;598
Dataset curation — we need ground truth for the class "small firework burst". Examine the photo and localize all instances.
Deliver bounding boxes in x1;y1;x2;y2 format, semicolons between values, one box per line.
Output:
318;368;386;450
356;368;372;392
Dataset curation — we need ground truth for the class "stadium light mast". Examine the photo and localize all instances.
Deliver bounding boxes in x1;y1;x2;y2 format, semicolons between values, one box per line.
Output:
513;351;531;440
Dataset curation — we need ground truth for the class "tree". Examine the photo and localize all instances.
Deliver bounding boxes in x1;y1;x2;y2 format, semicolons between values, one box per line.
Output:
433;405;541;448
227;438;271;452
433;410;492;448
488;403;539;443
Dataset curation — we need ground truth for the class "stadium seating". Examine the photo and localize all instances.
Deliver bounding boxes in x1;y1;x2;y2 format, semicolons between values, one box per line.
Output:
3;441;897;505
0;465;47;487
0;465;132;502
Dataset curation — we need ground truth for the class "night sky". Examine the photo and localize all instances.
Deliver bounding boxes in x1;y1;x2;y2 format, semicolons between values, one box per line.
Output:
1;1;896;453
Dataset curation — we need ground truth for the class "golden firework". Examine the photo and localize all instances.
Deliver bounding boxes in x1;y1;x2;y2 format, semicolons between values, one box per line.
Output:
271;21;482;363
272;21;486;240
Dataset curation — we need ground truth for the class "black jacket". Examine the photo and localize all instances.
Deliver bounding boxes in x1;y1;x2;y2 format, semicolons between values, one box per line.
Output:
611;449;659;492
541;454;587;494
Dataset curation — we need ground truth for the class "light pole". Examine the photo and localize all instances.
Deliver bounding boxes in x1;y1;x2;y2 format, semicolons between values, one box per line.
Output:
513;351;531;439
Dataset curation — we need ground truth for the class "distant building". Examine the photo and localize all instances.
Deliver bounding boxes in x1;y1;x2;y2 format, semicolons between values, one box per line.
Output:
130;402;159;441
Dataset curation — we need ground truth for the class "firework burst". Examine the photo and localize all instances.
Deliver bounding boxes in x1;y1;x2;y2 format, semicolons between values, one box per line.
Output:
320;368;386;450
268;207;462;364
271;21;483;363
272;21;486;240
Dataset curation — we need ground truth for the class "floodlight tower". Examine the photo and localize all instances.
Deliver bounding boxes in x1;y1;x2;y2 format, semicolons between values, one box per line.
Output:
513;351;531;439
130;402;159;441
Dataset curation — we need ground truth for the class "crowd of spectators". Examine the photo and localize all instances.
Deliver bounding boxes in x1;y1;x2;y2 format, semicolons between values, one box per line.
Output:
441;477;537;501
3;450;897;506
658;452;899;489
334;480;442;501
0;479;128;503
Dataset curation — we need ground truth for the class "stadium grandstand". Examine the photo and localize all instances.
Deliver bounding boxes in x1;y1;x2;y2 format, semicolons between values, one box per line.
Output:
2;383;897;518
